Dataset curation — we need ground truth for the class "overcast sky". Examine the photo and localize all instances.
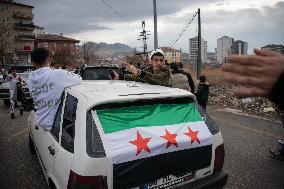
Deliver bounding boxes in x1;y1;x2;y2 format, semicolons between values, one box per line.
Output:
18;0;284;54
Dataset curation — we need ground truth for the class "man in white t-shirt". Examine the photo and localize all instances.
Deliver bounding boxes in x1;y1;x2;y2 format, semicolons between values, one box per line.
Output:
28;48;82;130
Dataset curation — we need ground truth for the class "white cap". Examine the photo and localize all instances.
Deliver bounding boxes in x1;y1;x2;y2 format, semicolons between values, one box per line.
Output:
150;49;165;60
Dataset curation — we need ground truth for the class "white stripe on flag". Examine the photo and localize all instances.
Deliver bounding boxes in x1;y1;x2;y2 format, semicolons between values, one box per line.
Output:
105;121;212;164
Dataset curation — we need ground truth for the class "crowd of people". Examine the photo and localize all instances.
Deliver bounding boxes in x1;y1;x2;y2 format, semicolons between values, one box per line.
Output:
1;47;283;161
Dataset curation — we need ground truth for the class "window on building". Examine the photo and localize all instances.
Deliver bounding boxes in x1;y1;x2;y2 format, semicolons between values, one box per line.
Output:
1;5;5;11
52;43;56;48
43;42;48;48
61;94;78;153
2;17;6;23
64;43;67;47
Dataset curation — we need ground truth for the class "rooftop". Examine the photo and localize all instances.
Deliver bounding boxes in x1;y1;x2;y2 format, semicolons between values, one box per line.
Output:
160;47;180;52
1;1;34;8
35;34;80;43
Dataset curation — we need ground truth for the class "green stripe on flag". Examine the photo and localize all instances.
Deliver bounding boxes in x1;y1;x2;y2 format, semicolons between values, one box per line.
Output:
96;103;202;134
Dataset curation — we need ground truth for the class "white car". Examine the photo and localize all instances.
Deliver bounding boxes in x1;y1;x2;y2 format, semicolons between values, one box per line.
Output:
28;80;228;189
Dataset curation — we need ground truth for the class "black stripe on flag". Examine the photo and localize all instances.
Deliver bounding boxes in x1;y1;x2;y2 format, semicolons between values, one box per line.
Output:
113;145;212;189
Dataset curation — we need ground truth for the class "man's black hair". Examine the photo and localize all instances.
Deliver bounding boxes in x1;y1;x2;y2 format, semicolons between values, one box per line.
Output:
31;48;49;66
170;62;179;71
151;52;164;60
61;64;67;70
199;75;206;83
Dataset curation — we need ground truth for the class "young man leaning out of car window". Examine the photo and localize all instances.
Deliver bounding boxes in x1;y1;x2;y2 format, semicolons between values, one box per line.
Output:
28;48;82;130
116;49;172;87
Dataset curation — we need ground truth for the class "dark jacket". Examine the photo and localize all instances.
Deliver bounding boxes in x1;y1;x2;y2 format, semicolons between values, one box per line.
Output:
270;72;284;110
124;65;172;87
175;70;195;93
196;82;210;103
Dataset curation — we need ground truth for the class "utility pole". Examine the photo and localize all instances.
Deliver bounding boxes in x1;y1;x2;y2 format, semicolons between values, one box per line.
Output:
197;8;201;80
153;0;158;49
137;21;150;59
83;43;86;64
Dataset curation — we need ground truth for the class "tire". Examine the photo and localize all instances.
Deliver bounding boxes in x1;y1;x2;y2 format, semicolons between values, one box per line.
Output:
29;133;36;154
4;99;10;106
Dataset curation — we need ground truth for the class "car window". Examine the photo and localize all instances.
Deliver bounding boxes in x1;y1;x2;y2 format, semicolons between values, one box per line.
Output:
95;98;219;136
61;94;78;153
81;67;120;80
17;73;30;82
50;93;65;142
86;110;106;158
82;68;110;80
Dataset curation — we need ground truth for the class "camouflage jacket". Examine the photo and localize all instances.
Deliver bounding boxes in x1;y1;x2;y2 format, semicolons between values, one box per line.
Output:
124;66;172;87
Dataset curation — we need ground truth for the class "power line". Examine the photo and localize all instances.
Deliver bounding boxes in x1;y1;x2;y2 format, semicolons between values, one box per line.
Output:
100;0;140;29
169;11;198;48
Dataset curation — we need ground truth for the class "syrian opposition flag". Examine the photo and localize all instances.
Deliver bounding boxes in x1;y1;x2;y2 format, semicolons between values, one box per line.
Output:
96;102;213;188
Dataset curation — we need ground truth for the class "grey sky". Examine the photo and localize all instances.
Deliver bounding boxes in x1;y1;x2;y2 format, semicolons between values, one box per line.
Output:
18;0;284;53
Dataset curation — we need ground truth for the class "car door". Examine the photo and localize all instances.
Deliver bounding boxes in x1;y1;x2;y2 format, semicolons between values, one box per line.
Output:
35;94;66;178
53;93;78;189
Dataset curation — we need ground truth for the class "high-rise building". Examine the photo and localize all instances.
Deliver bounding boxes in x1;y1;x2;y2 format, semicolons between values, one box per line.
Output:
217;36;234;64
0;0;35;65
261;44;284;54
189;36;207;64
232;40;248;55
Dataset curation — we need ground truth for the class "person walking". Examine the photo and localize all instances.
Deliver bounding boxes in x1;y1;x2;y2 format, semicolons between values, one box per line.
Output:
5;69;27;119
196;75;209;111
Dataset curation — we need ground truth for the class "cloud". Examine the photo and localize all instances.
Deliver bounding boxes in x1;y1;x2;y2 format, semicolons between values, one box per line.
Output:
17;0;284;54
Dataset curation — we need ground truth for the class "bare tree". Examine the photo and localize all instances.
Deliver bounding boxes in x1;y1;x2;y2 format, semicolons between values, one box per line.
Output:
0;23;13;68
51;48;75;66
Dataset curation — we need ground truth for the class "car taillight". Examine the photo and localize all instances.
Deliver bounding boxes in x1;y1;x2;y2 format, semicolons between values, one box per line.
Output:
67;170;107;189
213;143;225;173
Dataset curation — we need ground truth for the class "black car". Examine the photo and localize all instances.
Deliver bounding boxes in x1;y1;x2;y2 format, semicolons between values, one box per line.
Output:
80;64;121;80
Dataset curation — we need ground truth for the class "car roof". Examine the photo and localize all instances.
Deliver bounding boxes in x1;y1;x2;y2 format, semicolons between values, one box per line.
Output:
69;80;195;110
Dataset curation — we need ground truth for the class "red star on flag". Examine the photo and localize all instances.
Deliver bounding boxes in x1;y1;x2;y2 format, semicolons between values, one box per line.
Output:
160;129;178;148
184;127;200;144
129;131;152;156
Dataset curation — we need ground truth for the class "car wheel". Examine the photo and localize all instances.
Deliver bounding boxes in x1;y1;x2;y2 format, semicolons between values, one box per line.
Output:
4;99;10;106
29;133;36;154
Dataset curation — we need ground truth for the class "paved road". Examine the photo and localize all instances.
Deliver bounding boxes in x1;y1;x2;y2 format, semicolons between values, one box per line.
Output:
0;103;283;189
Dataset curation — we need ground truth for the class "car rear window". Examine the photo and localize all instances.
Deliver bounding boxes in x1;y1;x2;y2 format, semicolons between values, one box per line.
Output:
94;97;219;135
82;67;119;80
96;99;202;134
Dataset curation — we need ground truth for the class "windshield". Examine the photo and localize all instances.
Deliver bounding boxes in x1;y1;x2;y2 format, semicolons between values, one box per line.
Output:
82;67;119;80
17;73;30;82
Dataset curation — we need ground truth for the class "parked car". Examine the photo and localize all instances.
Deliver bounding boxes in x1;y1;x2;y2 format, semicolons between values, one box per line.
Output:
0;72;31;106
79;64;121;80
28;80;228;189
